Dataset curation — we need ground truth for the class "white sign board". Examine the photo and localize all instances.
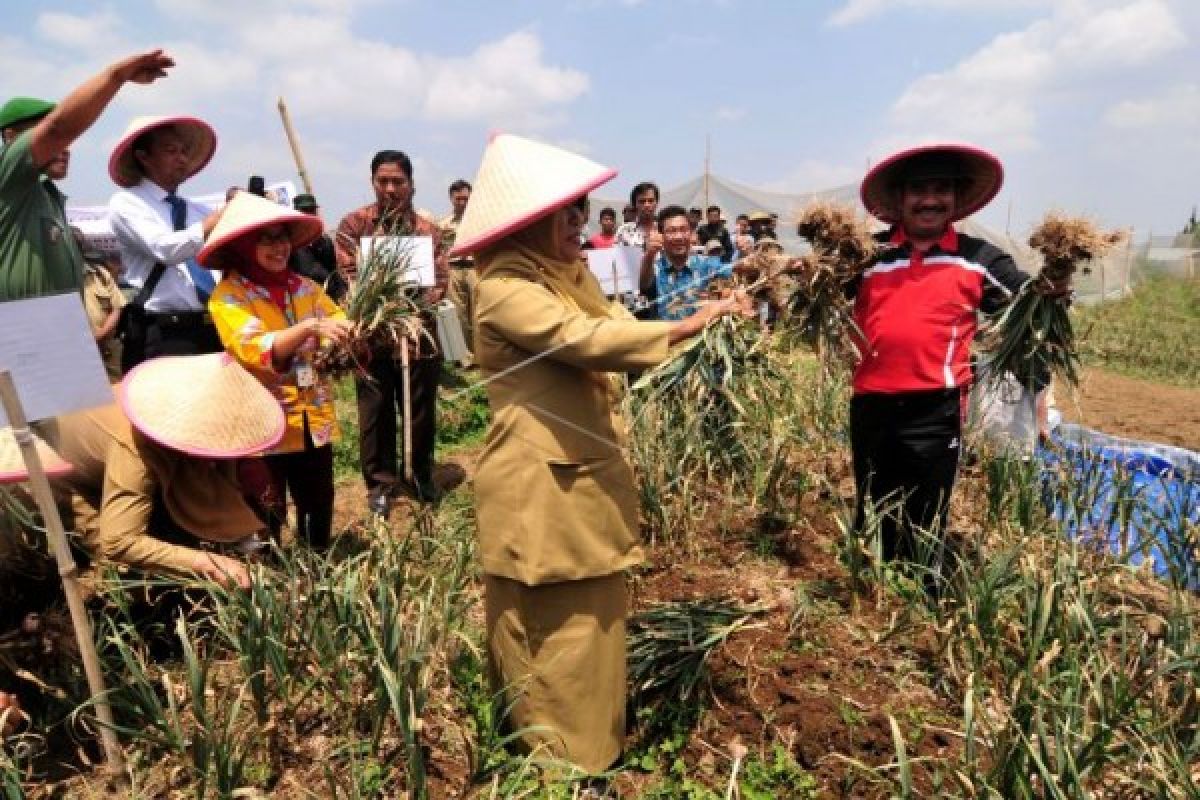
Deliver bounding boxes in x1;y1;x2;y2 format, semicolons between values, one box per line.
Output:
359;236;437;287
0;294;114;425
66;181;298;256
586;245;642;295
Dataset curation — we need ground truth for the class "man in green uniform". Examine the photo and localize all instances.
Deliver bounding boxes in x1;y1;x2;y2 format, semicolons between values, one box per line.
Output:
0;49;174;302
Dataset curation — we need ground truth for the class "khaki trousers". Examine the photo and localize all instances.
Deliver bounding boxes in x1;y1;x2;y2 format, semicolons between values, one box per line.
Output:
484;572;627;775
447;265;478;358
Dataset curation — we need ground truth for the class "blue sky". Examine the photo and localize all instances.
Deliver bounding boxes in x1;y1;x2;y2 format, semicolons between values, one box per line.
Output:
3;0;1197;240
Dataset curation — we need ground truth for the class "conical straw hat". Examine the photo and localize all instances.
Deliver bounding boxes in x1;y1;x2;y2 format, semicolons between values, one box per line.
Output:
0;427;72;484
120;353;285;458
197;191;323;269
449;132;618;256
108;115;217;189
861;143;1003;225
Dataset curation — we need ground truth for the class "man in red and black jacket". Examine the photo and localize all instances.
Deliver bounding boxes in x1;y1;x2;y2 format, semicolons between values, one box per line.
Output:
849;144;1026;579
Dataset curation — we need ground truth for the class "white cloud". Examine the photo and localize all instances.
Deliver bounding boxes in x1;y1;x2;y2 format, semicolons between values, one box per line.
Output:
1104;82;1200;130
36;9;121;50
145;8;591;129
828;0;1040;27
714;106;747;122
1055;0;1185;68
877;0;1187;154
422;32;589;124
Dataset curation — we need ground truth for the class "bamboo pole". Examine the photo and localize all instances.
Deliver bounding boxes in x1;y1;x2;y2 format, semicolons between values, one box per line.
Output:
0;372;126;783
277;97;314;196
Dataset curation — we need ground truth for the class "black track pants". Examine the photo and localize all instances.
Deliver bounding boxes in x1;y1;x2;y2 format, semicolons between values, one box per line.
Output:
850;388;962;564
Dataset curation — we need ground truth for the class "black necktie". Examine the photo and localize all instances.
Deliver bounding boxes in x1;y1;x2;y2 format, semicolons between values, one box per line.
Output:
165;193;215;303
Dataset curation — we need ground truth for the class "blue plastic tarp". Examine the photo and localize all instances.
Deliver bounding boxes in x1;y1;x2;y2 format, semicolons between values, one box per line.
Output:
1038;424;1199;589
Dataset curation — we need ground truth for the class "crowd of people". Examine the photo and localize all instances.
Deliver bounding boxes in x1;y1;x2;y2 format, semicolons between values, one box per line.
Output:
1;48;1047;784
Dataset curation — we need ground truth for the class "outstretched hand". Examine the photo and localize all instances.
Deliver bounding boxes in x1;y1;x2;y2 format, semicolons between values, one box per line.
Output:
194;552;252;590
112;49;175;85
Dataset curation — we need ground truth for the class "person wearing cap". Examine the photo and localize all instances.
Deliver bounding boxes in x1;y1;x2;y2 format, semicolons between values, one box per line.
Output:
451;133;753;776
0;50;174;303
641;205;734;321
204;193;353;550
439;179;478;365
42;353;286;589
746;209;772;241
334;149;449;511
107;115;223;370
71;227;125;379
288;193;345;302
851;144;1033;579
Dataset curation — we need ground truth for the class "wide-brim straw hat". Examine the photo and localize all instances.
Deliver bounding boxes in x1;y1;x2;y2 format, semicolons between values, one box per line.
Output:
861;143;1003;224
0;427;71;484
108;115;217;189
120;353;285;458
449;132;618;256
197;191;323;269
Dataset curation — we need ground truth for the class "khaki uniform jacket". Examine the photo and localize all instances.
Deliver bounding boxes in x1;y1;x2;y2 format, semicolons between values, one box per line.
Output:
473;266;671;586
44;404;260;577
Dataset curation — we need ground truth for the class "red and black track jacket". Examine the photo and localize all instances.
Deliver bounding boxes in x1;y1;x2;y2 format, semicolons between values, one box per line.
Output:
850;225;1028;396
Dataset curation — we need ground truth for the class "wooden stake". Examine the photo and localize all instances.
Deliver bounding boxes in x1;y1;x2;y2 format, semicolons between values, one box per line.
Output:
400;340;413;487
277;97;315;196
0;372;126;783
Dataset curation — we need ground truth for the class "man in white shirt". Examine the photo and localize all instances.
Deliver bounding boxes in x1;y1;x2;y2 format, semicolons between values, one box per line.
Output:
107;115;221;370
614;180;660;318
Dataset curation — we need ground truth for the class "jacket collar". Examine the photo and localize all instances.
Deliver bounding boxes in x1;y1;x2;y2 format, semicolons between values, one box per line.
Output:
890;223;958;254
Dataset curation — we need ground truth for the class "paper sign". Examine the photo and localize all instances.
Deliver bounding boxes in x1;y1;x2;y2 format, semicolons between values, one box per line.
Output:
586;245;642;295
359;236;437;287
0;293;114;424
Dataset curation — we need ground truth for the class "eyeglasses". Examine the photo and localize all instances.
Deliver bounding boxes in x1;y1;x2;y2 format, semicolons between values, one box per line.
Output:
257;228;291;245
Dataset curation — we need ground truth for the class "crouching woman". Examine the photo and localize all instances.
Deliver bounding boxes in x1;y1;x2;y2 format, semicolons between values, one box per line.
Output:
45;353;286;587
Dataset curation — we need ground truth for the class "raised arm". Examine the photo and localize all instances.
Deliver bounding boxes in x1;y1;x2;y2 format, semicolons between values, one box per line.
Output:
27;49;174;169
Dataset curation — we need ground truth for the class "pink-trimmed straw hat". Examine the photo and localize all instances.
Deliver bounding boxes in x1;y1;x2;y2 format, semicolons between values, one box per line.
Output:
108;115;217;189
120;353;285;458
196;191;323;269
860;143;1004;224
449;132;618;257
0;427;72;484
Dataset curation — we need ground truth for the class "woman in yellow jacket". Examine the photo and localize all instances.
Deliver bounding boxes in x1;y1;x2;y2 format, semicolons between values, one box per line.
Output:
450;134;752;776
202;192;353;549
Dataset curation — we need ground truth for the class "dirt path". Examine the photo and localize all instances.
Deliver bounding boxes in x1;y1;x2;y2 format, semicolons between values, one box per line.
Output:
1061;368;1200;451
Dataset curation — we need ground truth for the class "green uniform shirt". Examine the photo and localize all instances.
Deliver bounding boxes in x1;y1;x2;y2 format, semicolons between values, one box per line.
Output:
0;130;83;302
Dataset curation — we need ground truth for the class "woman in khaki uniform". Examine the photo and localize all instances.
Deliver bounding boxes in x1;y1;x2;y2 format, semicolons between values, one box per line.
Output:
450;134;752;775
43;352;285;588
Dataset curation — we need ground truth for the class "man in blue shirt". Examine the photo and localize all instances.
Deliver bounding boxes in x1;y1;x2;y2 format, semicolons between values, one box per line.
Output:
639;204;732;320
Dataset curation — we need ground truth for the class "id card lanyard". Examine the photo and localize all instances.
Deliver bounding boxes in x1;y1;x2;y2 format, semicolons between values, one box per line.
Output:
283;282;317;390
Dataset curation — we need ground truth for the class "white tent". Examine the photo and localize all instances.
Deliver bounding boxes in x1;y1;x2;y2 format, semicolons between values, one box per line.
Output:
597;173;1040;271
